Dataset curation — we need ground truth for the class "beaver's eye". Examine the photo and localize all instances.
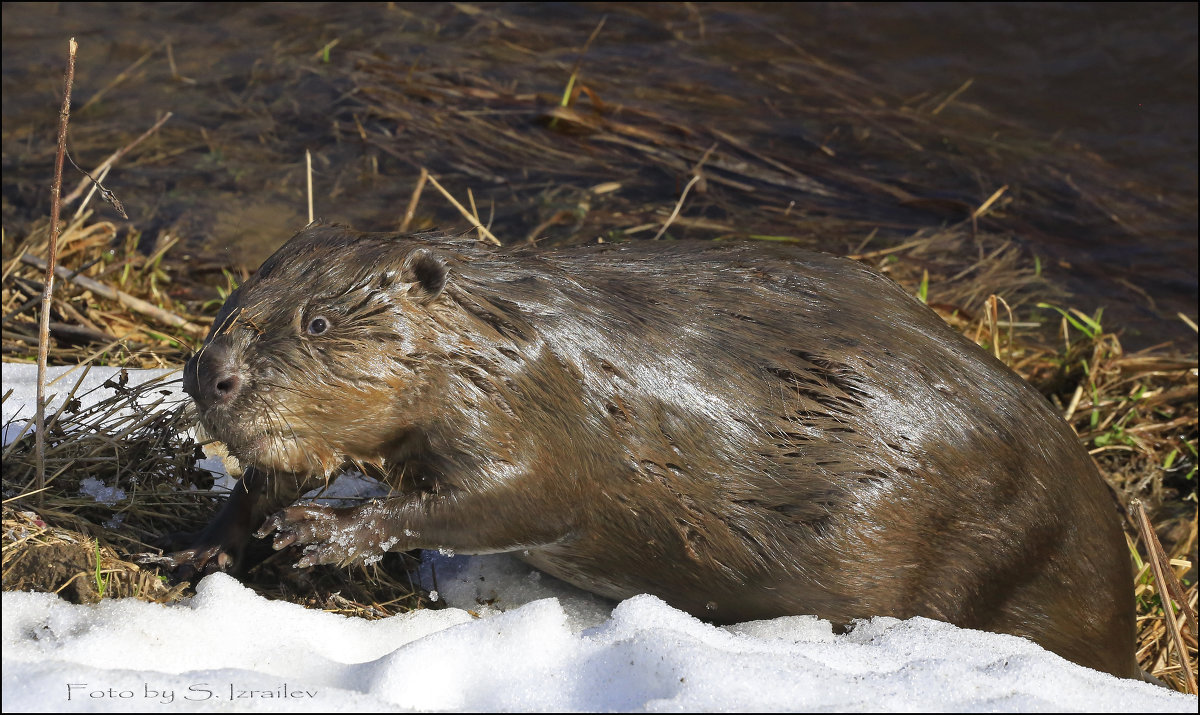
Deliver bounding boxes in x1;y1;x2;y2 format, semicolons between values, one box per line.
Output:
306;316;330;336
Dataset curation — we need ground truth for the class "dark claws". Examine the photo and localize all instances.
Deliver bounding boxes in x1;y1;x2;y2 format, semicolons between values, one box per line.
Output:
130;545;231;582
253;513;281;541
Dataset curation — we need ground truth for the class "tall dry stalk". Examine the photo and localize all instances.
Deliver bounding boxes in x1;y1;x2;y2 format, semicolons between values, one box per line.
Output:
36;37;79;501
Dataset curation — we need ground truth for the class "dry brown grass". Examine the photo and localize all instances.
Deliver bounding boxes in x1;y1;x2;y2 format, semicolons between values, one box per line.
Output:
2;212;207;367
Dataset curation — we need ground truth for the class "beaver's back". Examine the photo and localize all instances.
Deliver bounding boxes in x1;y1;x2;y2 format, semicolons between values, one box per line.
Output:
442;239;1135;678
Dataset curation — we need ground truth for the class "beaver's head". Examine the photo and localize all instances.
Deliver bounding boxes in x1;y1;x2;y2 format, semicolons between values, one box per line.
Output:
183;225;450;477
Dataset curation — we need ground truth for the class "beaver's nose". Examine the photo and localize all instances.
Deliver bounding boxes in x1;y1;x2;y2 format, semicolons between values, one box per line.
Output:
183;341;243;408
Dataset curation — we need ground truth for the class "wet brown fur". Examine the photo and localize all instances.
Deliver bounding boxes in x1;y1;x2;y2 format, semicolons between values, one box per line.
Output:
183;223;1137;678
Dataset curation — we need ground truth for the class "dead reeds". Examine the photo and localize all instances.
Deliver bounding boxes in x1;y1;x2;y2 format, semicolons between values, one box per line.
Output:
3;212;207;366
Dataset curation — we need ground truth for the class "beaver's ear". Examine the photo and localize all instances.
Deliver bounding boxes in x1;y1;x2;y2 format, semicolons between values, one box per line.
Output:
402;247;448;303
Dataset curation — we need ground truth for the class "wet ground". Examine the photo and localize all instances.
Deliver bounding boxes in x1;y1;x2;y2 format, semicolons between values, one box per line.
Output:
2;2;1196;349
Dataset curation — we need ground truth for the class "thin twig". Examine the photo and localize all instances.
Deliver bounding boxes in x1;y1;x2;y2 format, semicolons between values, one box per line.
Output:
931;77;974;116
650;175;702;242
306;149;314;224
62;112;173;206
467;187;480;228
970;185;1008;240
38;37;78;504
1063;384;1084;422
848;235;934;260
400;167;429;233
1132;499;1198;694
973;184;1009;219
651;144;717;241
165;39;196;84
74;164;112;219
986;295;1000;359
424;172;501;245
65;151;127;218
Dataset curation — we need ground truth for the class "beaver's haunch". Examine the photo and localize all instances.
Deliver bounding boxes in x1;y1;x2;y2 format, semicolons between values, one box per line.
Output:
179;224;1136;678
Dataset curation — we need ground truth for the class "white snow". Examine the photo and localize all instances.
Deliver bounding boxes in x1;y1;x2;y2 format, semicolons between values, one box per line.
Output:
2;363;1195;712
2;363;178;438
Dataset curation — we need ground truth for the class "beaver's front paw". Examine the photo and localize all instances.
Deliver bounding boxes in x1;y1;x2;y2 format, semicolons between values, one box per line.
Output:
256;504;386;568
132;502;256;580
131;541;236;581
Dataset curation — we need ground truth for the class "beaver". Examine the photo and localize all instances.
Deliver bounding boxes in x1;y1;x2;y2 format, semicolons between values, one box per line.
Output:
174;223;1136;678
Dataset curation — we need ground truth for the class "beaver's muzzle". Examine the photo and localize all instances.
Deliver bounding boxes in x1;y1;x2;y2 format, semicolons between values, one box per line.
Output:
184;340;243;411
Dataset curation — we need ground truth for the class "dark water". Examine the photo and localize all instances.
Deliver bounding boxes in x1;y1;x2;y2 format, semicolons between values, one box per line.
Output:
770;2;1199;348
2;2;1196;348
789;3;1197;193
